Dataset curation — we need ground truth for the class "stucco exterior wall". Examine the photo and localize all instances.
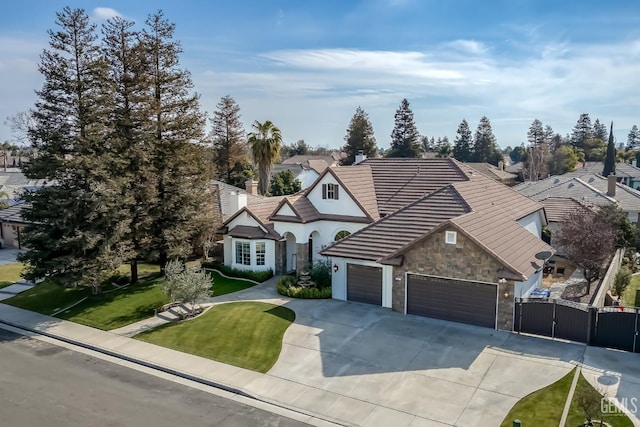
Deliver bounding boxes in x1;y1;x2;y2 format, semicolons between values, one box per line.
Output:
224;237;275;272
306;173;367;217
517;210;543;238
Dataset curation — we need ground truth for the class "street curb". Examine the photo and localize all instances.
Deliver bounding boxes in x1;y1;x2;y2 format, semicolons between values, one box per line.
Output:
0;317;347;427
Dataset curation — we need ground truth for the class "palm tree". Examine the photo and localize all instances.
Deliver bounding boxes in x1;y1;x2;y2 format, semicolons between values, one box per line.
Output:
248;120;282;195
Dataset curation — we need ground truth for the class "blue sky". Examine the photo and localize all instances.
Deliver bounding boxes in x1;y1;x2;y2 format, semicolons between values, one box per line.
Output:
1;1;639;150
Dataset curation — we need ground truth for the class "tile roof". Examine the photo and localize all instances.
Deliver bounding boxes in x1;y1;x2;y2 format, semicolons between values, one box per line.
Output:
464;162;518;182
362;158;468;216
541;197;593;222
281;155;337;166
331;165;380;220
580;162;640;179
227;225;276;240
323;167;552;280
513;173;640;212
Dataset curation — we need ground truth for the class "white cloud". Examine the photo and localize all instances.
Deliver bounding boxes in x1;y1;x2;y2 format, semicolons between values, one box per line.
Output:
92;7;122;20
445;40;488;55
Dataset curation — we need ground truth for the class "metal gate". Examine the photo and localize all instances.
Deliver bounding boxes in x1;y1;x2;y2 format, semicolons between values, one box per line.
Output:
591;308;639;353
514;298;590;344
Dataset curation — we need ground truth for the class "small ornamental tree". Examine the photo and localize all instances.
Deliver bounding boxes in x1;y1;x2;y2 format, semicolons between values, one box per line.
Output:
163;260;212;316
555;208;617;294
270;169;301;196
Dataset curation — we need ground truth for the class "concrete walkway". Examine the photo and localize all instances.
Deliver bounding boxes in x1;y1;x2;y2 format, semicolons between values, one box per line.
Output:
0;280;33;301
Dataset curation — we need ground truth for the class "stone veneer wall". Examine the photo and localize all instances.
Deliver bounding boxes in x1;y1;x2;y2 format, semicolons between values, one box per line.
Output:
296;242;310;272
392;228;515;330
274;241;286;275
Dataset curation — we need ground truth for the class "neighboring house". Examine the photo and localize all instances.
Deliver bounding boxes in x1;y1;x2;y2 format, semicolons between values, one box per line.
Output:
0;171;48;200
514;173;640;224
213;180;267;222
222;158;553;331
465;162;518;186
0;202;28;249
579;161;640;190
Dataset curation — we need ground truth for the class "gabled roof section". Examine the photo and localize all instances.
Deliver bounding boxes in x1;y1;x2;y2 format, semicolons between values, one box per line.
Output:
541;197;594;222
362;158;469;216
304;166;378;221
514;176;616;206
323;167;554;281
321;185;470;261
464;162;518;182
222;199;282;240
268;194;321;223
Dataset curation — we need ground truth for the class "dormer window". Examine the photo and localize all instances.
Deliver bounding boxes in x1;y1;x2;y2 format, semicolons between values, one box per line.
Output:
322;183;339;200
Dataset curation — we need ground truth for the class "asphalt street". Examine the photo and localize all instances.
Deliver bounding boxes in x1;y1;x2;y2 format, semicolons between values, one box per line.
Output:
0;328;310;427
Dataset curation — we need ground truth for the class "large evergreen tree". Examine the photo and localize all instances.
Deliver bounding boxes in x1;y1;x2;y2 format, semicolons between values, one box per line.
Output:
140;11;210;271
388;98;421;158
603;122;616;177
20;7;130;291
472;116;501;164
210;95;247;183
341;106;377;165
627;125;640;149
570;113;593;149
452;119;472;162
593;118;608;142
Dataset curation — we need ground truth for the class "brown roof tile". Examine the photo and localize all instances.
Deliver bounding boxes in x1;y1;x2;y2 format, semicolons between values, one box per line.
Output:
541;197;593;222
332;165;380;220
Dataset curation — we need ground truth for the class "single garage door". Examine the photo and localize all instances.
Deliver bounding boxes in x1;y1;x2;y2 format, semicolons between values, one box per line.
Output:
407;274;497;328
347;264;382;305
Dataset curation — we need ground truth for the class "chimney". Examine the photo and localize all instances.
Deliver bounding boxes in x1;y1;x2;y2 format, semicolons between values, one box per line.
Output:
607;174;616;197
245;179;258;195
498;160;504;171
230;191;247;213
354;150;366;165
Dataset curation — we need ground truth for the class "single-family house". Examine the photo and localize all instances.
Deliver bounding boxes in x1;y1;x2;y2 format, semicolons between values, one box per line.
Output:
0;202;29;249
465;162;518;186
579;161;640;190
221;158;554;330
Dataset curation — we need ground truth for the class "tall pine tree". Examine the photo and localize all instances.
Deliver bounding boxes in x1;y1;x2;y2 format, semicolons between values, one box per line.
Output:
140;11;210;271
452;119;472;162
20;7;130;291
570;113;593;149
472;116;501;164
341;106;377;165
388;98;421;158
603;122;616;177
527;119;545;145
210;95;247;184
627;125;640;149
593;118;608;142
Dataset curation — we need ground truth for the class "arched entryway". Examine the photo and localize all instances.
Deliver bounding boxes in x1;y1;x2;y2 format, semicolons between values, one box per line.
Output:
283;232;297;273
308;230;321;267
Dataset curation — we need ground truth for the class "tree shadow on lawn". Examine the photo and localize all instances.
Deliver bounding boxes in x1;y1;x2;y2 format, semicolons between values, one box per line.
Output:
265;305;296;323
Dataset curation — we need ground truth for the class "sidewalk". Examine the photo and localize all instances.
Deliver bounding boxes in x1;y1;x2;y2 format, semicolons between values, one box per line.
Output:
0;303;352;427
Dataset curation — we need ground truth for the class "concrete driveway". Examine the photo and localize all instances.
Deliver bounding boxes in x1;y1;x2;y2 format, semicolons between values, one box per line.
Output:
217;283;582;426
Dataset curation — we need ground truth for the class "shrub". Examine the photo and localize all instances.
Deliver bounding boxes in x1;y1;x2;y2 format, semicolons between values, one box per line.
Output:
277;276;331;299
201;261;273;282
310;260;331;289
613;266;632;296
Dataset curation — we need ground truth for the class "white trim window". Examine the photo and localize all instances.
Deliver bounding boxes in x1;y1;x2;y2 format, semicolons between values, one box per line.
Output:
235;241;251;265
445;230;457;245
322;183;339;200
255;242;266;266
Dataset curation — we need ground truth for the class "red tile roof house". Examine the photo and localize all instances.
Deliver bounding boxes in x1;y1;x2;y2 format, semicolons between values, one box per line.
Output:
221;158;554;330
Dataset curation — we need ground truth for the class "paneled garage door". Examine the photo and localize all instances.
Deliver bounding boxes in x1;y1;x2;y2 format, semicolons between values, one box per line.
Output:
347;264;382;305
407;274;497;328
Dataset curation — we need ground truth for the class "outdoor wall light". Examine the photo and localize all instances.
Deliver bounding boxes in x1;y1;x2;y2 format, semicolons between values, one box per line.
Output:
333;264;339;273
504;290;510;299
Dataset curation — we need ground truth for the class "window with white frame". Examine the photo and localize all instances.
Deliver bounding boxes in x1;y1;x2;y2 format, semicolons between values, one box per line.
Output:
255;242;266;266
445;230;457;245
235;241;251;265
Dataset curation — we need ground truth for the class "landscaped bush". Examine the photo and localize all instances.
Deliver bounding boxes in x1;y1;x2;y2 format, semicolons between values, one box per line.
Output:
277;276;332;299
613;266;632;296
201;261;273;283
309;260;331;289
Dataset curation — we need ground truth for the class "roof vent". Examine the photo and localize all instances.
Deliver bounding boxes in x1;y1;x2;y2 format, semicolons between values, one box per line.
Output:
568;183;574;188
554;178;560;184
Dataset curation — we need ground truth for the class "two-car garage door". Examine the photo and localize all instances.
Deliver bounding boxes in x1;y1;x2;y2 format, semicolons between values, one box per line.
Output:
407;274;497;328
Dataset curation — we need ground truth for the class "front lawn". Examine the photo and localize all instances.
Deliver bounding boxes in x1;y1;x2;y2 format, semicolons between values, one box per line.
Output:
0;262;25;289
211;270;256;296
566;373;634;427
501;368;575;426
3;282;90;315
56;277;170;330
502;368;633;427
135;301;295;373
621;274;640;308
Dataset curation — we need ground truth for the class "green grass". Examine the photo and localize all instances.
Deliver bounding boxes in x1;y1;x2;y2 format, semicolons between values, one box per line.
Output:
56;277;170;330
211;270;256;296
0;262;25;289
566;373;634;427
3;282;90;315
135;301;295;373
501;369;575;427
116;262;161;277
621;274;640;308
